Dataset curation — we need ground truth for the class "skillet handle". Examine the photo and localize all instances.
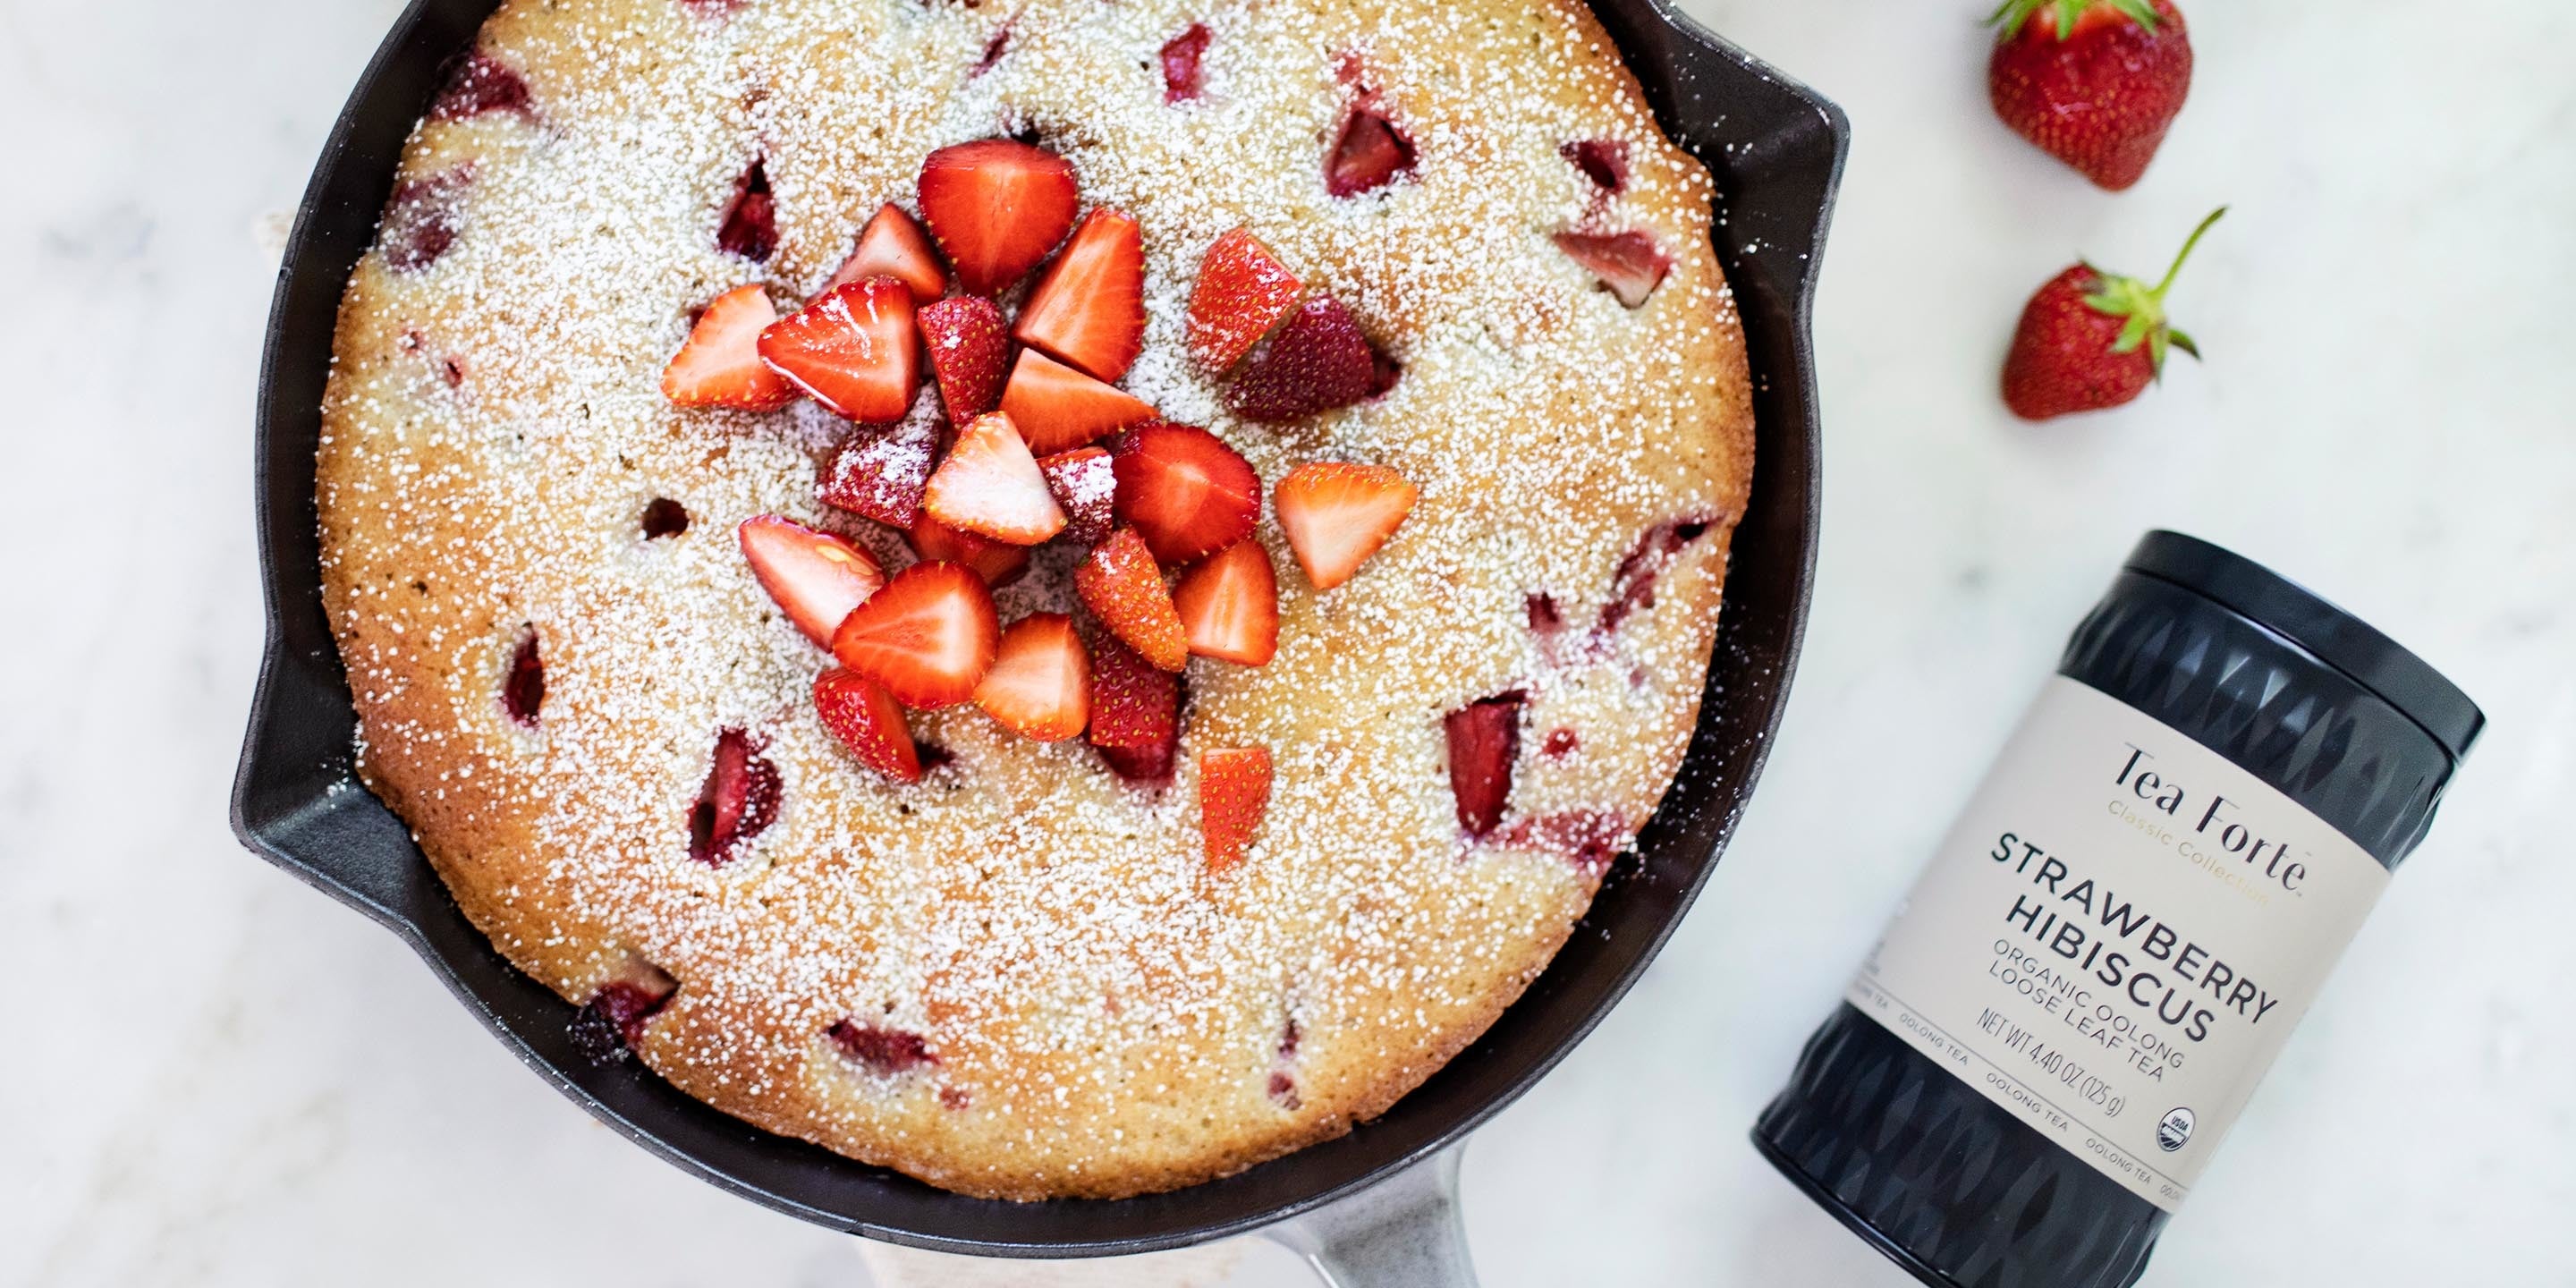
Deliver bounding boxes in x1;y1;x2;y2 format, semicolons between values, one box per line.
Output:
1265;1144;1478;1287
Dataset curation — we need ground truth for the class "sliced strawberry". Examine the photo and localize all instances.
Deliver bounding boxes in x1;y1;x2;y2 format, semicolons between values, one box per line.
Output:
826;203;947;302
1172;539;1278;666
1110;423;1259;564
758;277;921;422
1552;230;1671;309
907;512;1030;588
975;613;1091;742
716;158;776;261
1014;208;1146;383
1273;462;1418;590
502;630;544;725
1325;106;1415;198
691;728;781;865
1224;294;1396;423
814;667;922;783
1037;446;1114;545
997;349;1157;455
828;1021;938;1073
1186;227;1303;372
738;514;886;647
431;54;533;122
1560;139;1629;194
1199;745;1273;872
923;412;1066;545
1088;633;1180;784
818;418;937;528
830;561;1001;709
1161;22;1211;101
1444;691;1523;838
662;285;798;410
916;295;1010;421
1074;527;1187;672
915;139;1080;297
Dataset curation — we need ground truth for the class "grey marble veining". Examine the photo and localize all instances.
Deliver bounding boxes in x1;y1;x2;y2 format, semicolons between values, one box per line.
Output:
2;0;2570;1284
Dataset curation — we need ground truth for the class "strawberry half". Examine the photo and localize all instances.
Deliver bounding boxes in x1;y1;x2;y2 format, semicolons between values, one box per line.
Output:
1074;526;1188;672
1088;632;1181;784
909;512;1030;587
923;412;1066;546
1224;294;1396;423
1445;691;1523;838
691;728;781;865
1186;228;1302;372
1326;105;1416;198
663;285;798;410
738;514;886;647
830;561;1001;709
917;295;1011;422
1014;208;1147;383
997;349;1158;456
814;667;923;783
826;203;948;301
1274;462;1418;590
758;277;922;423
818;419;937;528
1172;538;1278;666
915;139;1080;297
1199;745;1273;872
1037;446;1114;545
1110;422;1259;564
975;613;1091;742
1553;231;1671;309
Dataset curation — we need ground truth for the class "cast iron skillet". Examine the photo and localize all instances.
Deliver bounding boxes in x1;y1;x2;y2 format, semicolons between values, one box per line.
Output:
231;0;1845;1278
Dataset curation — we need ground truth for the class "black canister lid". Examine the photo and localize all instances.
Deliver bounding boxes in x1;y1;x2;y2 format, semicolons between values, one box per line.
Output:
2123;530;2485;763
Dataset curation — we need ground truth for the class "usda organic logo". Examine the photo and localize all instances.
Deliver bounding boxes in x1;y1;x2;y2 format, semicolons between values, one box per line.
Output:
2157;1106;2196;1152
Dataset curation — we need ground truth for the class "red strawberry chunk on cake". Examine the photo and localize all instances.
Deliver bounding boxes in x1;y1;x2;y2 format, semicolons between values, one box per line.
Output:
1161;23;1211;102
1172;539;1278;666
381;167;472;273
572;956;678;1063
1110;423;1260;564
1224;295;1396;422
818;419;938;528
832;561;1001;709
716;158;776;261
1444;691;1524;838
917;295;1011;422
502;630;545;726
1325;106;1416;197
1274;462;1418;590
1199;745;1273;873
431;53;532;122
1187;227;1303;372
663;285;799;410
923;412;1067;546
1075;527;1188;672
827;202;947;302
916;139;1079;297
1015;208;1146;383
909;512;1031;588
1560;139;1629;194
1598;516;1713;634
758;277;922;423
975;613;1091;742
1088;632;1182;784
1038;446;1115;545
828;1021;939;1073
997;349;1157;456
1552;230;1671;309
738;514;886;648
814;667;923;783
691;728;782;865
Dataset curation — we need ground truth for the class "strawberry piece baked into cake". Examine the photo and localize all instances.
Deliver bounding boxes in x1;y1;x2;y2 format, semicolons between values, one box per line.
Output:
318;0;1752;1199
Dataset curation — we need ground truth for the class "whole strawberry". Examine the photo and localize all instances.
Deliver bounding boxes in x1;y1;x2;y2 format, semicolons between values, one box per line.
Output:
1987;0;2192;191
2003;207;2223;420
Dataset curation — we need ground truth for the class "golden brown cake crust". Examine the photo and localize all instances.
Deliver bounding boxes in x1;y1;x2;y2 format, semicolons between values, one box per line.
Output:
318;0;1752;1199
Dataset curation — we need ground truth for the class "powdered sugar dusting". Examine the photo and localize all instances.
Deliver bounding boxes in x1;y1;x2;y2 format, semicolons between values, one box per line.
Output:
316;0;1750;1200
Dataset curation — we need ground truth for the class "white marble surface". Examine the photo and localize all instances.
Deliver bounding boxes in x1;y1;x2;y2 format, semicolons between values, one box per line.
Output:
4;0;2572;1284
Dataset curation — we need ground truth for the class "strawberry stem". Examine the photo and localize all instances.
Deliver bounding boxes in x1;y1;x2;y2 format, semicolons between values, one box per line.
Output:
2151;206;2229;301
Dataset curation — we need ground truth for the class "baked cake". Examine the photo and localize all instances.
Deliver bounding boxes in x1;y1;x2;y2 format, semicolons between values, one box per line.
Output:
318;0;1752;1200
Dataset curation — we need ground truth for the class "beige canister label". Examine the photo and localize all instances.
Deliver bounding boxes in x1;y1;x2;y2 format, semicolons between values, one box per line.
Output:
1847;677;2391;1212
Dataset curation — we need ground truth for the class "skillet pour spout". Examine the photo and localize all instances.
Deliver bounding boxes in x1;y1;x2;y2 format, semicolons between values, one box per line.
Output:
233;0;1844;1273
